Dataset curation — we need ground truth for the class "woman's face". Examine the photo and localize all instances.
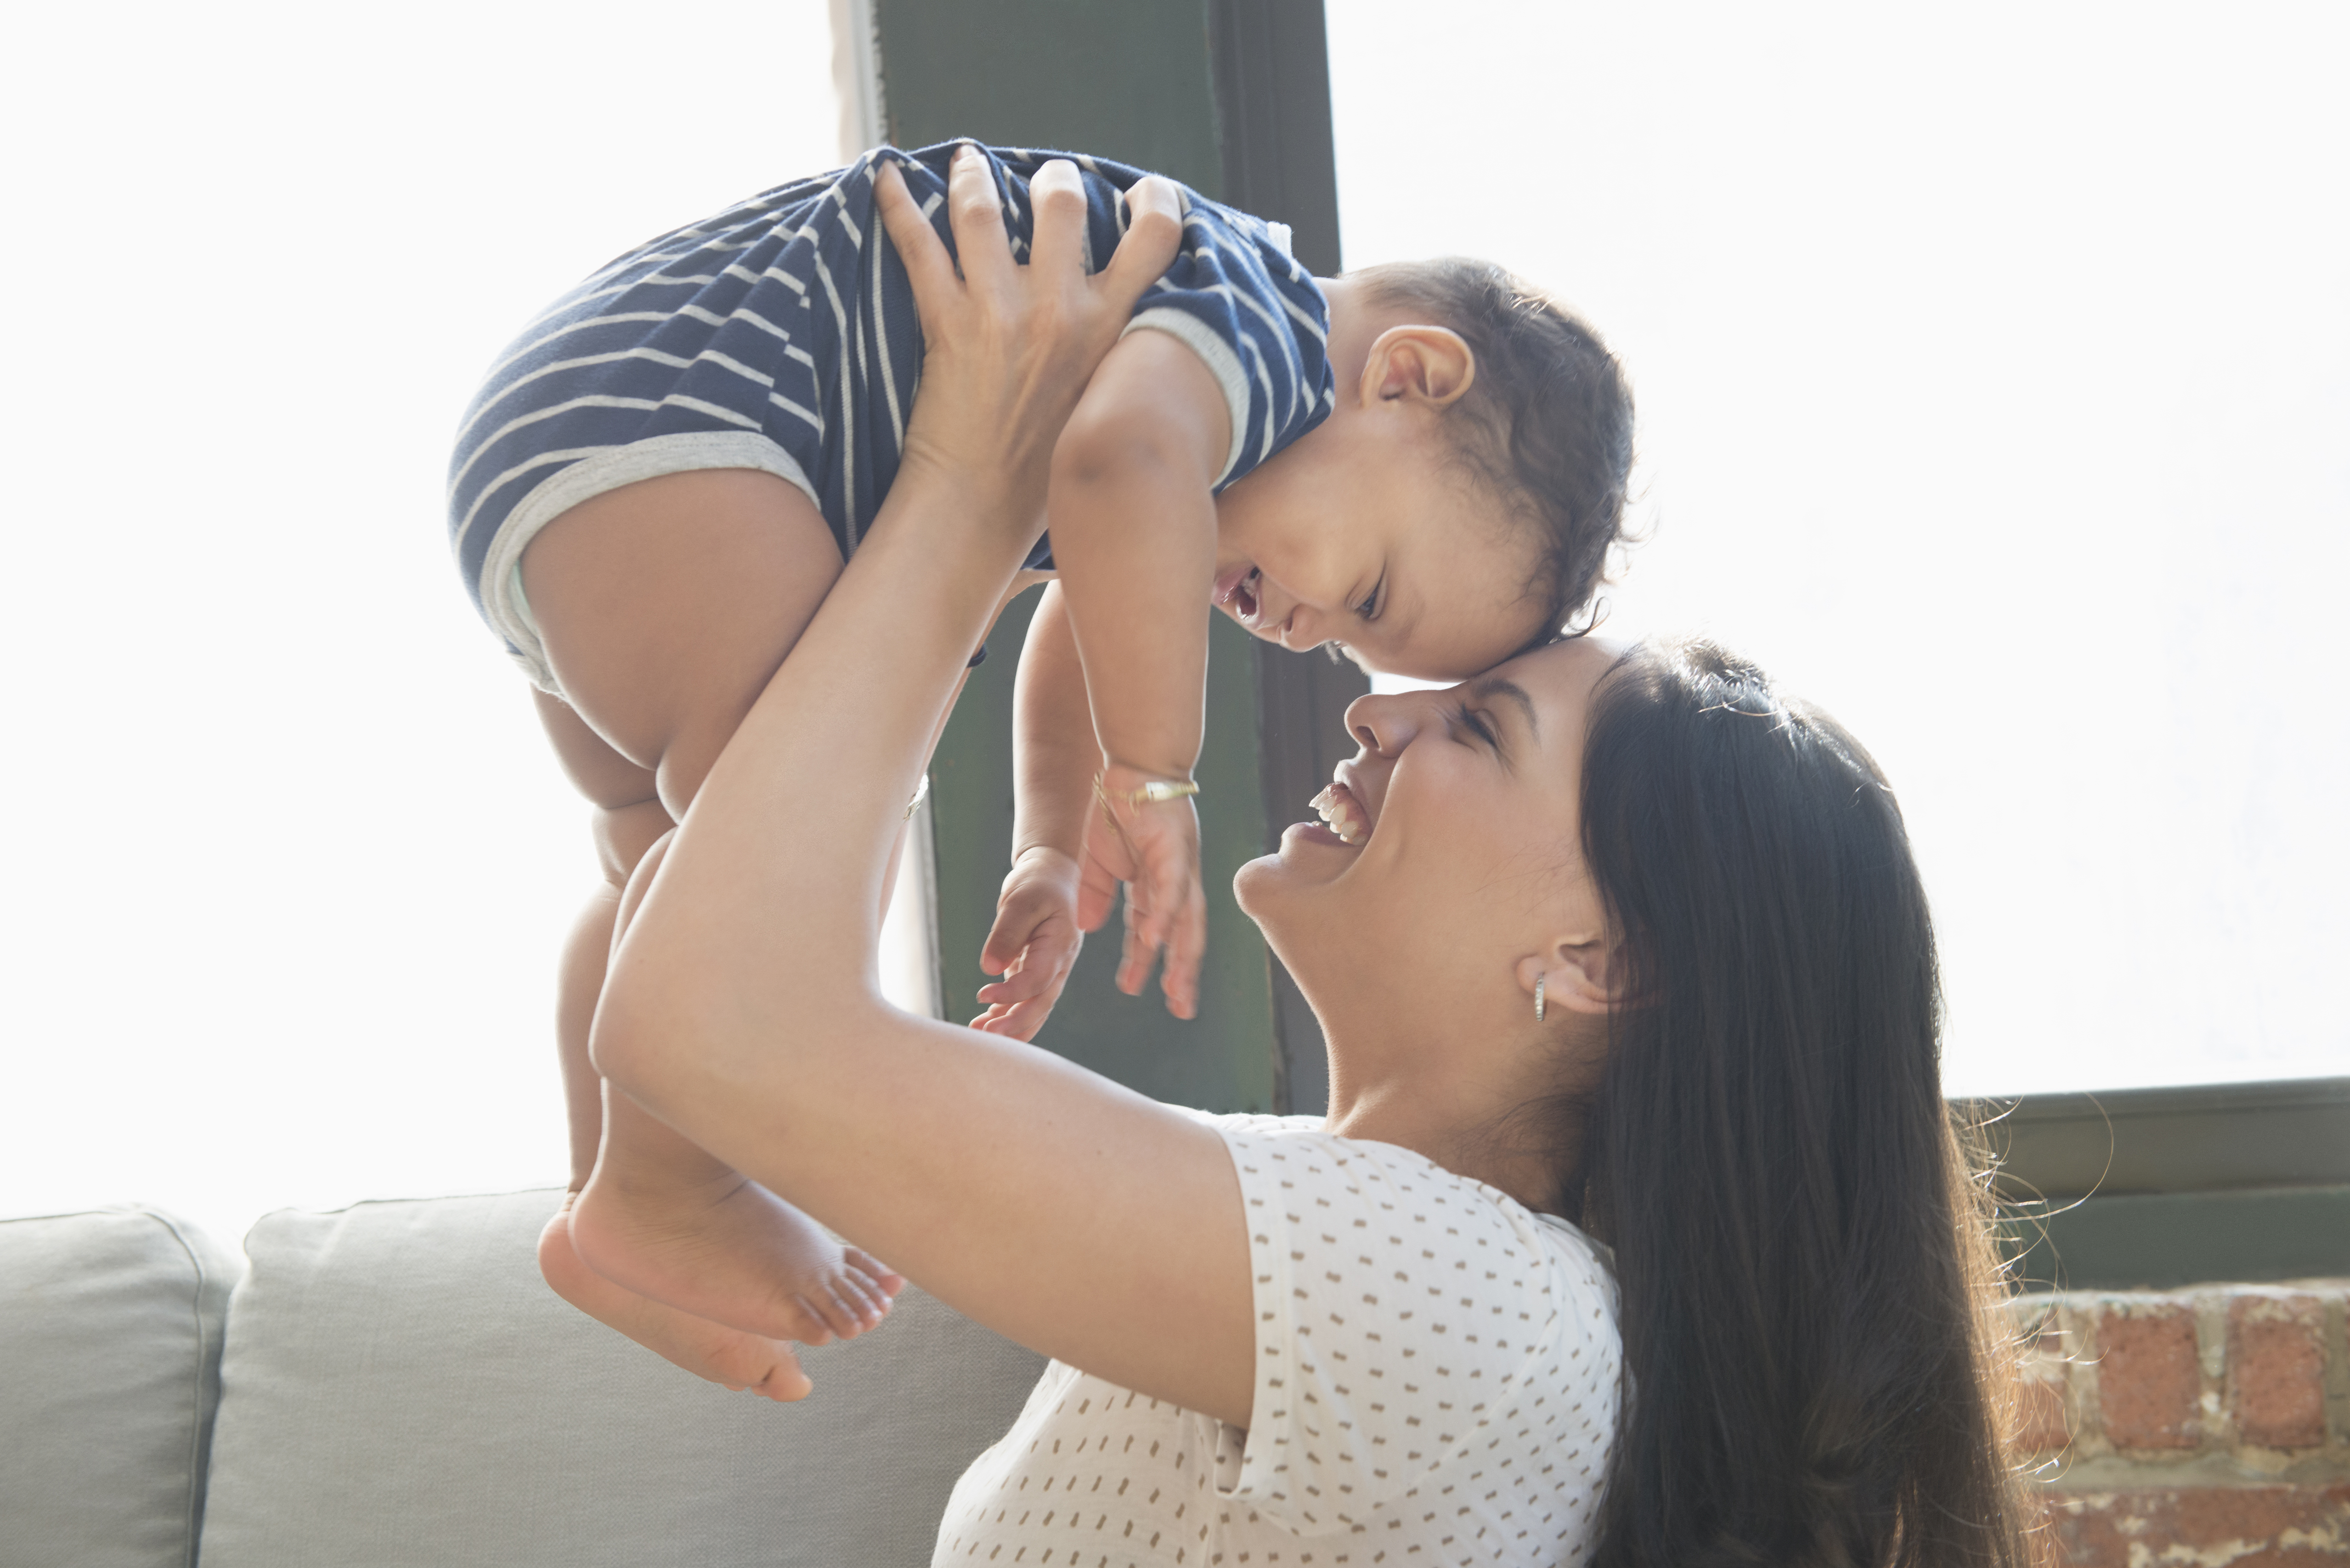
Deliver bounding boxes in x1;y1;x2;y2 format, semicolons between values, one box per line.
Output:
1236;637;1622;1047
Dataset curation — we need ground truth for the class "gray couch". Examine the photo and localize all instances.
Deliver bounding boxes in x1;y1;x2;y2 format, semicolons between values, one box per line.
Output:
0;1192;1046;1567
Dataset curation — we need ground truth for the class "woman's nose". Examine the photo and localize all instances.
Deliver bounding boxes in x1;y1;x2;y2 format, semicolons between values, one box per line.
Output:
1341;688;1427;756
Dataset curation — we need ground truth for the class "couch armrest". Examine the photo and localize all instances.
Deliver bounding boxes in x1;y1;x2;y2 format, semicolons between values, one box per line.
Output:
0;1204;239;1568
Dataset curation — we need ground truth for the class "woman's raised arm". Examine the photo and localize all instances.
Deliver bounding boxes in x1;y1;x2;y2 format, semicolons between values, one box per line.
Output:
590;148;1260;1427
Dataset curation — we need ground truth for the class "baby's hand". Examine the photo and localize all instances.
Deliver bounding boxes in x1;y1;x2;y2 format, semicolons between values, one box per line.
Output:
972;847;1086;1040
1079;763;1206;1021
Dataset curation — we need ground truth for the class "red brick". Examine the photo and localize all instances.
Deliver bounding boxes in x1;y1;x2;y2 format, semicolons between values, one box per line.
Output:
2009;1306;2074;1456
2046;1484;2350;1568
2014;1377;2071;1455
2096;1303;2202;1450
2229;1293;2327;1450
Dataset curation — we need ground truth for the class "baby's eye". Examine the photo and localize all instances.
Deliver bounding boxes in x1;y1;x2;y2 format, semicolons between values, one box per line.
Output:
1353;577;1385;620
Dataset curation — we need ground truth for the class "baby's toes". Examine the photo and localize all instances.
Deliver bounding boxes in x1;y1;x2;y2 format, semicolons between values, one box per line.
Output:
717;1340;813;1403
833;1263;893;1327
821;1255;901;1338
781;1296;840;1346
798;1276;877;1341
847;1247;907;1301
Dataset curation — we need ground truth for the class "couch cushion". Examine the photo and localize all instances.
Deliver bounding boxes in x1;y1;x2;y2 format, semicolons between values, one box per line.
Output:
196;1188;1045;1568
0;1205;240;1568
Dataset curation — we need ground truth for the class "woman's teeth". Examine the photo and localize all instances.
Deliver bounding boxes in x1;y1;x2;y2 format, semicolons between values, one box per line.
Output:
1308;783;1369;846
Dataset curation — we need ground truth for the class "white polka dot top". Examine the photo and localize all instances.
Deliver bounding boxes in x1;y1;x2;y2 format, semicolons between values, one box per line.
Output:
932;1113;1621;1566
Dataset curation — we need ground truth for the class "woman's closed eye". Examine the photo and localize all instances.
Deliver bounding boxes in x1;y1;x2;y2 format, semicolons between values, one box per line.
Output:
1447;699;1500;752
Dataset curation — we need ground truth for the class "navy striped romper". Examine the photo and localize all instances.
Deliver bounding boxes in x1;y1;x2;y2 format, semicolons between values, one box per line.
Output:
447;142;1335;693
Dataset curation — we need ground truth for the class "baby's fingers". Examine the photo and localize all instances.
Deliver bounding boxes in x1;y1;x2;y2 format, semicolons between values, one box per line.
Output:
1114;886;1164;999
969;993;1059;1041
975;959;1041;1005
1158;874;1207;1021
1130;850;1203;1021
976;920;1077;1006
1076;849;1120;934
977;901;1048;980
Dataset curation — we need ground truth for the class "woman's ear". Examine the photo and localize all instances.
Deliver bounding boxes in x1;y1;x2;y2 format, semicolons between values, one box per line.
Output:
1358;324;1476;410
1516;935;1625;1020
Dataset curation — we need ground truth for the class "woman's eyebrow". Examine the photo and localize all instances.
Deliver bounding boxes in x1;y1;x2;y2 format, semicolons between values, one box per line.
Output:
1471;676;1540;742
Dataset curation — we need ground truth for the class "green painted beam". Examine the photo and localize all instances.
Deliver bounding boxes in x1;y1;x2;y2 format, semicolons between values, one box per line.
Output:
881;0;1281;1112
929;598;1278;1112
1985;1076;2350;1201
1986;1077;2350;1288
876;0;1227;197
2000;1184;2350;1292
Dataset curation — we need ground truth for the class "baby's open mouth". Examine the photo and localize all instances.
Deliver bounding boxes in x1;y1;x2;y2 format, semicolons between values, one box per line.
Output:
1215;564;1263;626
1308;779;1371;846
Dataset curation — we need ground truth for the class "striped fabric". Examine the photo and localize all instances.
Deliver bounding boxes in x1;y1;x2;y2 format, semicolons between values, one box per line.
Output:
447;141;1334;688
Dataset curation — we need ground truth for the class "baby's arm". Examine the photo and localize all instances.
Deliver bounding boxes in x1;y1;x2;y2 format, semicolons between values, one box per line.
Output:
972;582;1094;1038
1042;327;1232;1018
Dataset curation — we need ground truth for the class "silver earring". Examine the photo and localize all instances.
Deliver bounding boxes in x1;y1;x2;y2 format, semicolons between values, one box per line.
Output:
1535;974;1546;1023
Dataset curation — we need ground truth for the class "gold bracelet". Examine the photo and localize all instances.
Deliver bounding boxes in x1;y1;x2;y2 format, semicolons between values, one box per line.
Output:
1094;773;1200;813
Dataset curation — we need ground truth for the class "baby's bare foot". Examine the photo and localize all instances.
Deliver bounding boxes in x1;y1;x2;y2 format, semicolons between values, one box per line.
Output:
538;1198;814;1400
566;1165;905;1348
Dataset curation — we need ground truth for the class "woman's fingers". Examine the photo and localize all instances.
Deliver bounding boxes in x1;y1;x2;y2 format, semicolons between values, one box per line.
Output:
1096;175;1184;314
874;159;958;325
1027;158;1091;278
887;151;1181;533
945;142;1013;291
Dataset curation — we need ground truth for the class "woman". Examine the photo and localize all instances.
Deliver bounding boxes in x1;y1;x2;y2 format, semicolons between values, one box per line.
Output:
588;153;2034;1566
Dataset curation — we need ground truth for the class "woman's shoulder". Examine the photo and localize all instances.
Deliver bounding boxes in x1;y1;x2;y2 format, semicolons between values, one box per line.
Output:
1175;1106;1622;1539
1179;1105;1619;1295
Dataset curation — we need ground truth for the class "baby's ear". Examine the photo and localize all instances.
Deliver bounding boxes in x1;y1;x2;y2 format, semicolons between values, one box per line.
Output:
1362;325;1476;409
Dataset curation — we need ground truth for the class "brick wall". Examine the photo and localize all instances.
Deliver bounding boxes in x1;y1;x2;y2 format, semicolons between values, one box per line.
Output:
2004;1280;2350;1566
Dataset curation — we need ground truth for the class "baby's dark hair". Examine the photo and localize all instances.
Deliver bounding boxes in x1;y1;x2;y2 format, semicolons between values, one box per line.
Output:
1350;259;1635;641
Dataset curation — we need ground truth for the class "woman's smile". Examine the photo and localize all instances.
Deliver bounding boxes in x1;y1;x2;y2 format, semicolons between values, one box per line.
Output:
1305;773;1375;846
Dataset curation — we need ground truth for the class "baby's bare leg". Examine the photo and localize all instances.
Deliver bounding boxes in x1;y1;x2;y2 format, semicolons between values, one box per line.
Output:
526;728;833;1398
524;470;904;1381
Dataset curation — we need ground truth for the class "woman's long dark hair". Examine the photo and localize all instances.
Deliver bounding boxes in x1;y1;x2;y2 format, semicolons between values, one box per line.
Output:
1568;639;2031;1568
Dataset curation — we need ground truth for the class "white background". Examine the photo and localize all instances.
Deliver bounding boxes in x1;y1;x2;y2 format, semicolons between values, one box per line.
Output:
1;0;845;1247
1336;2;2349;1099
3;1;2342;1251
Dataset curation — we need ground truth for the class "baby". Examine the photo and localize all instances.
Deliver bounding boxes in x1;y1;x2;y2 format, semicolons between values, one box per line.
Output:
448;142;1633;1393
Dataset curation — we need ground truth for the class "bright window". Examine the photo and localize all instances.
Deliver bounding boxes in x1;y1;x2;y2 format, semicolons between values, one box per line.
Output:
1334;0;2349;1097
6;3;2339;1253
0;0;848;1247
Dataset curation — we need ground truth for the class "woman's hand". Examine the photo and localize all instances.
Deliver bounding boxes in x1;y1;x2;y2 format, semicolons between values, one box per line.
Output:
874;147;1183;532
